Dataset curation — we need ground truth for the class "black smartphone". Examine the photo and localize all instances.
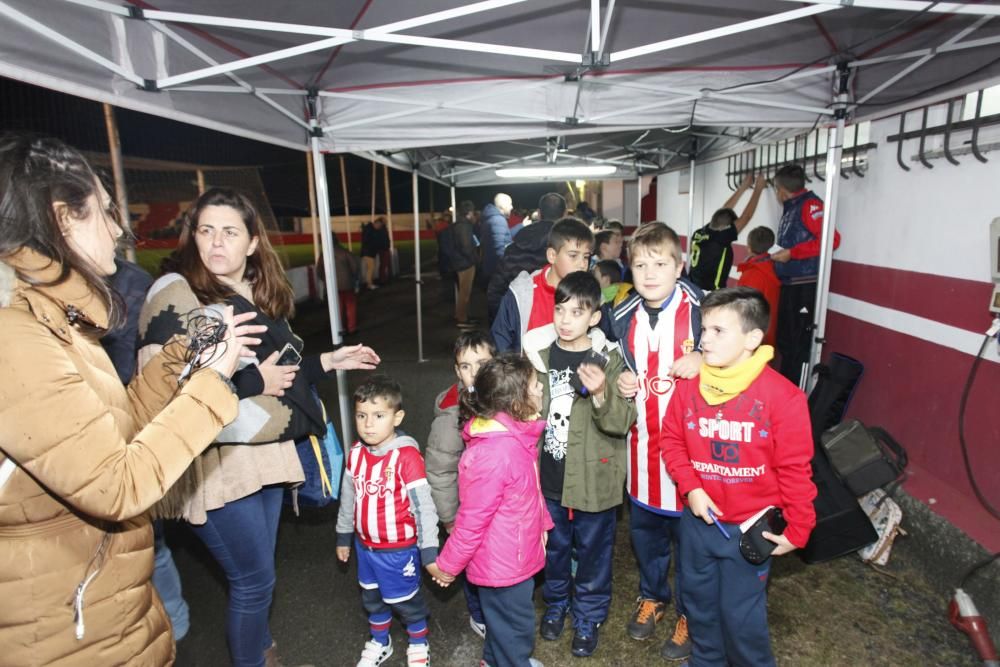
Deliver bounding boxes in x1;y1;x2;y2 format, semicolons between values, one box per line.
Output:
738;507;787;564
570;348;610;395
276;342;302;366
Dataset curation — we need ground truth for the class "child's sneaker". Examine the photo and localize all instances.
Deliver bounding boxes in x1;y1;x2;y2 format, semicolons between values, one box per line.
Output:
539;602;569;640
660;614;692;660
406;642;429;666
626;597;665;640
356;637;392;667
469;616;487;639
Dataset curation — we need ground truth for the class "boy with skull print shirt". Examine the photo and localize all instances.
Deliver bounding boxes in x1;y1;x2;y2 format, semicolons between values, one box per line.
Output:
522;271;637;658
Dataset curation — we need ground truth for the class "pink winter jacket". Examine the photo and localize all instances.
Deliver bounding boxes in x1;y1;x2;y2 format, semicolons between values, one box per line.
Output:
436;413;553;587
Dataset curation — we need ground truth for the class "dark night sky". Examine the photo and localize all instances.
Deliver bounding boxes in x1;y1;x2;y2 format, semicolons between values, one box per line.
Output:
1;76;557;218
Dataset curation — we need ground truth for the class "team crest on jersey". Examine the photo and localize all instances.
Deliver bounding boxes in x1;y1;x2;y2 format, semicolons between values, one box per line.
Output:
383;466;394;484
682;338;695;355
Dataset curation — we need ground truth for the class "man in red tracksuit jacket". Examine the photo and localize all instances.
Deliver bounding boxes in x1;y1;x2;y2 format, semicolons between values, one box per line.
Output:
662;287;816;667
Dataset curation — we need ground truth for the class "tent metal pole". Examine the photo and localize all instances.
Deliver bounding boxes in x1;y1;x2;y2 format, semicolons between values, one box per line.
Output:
101;103;135;263
808;64;849;391
338;155;352;250
450;186;457;221
636;175;643;227
310;121;352;448
383;165;395;251
412;171;426;363
687;157;696;257
306;152;318;263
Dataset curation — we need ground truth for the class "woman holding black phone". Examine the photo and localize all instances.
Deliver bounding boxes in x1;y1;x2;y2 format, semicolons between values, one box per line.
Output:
139;188;379;667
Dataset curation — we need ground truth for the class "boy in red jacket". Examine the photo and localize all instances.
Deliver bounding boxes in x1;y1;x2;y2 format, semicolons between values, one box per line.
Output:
736;227;780;347
662;287;816;667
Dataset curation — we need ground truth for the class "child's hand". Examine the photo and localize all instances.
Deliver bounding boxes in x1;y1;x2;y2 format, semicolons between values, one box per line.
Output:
763;531;797;556
443;521;455;534
577;363;607;399
687;488;723;524
771;249;791;263
426;563;455;587
542;531;549;549
617;370;638;398
336;546;351;562
670;352;702;379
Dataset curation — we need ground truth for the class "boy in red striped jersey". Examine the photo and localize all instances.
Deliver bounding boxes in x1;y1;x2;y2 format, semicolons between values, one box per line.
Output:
336;375;440;667
605;222;703;661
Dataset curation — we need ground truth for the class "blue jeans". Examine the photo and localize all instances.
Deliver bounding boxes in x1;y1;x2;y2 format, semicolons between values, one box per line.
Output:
152;520;190;641
629;499;684;613
480;577;537;667
678;510;775;667
189;485;284;667
542;499;617;624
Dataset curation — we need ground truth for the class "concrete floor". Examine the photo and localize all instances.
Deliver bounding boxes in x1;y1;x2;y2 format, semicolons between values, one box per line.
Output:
168;269;981;667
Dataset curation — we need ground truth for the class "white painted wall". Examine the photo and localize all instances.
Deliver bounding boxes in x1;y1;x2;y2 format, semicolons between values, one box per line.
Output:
657;103;1000;286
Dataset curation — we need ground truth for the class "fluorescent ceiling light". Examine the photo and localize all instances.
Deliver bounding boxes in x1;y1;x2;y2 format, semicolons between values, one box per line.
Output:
496;165;617;178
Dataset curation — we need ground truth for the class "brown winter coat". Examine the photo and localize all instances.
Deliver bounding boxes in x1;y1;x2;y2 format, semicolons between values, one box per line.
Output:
0;250;238;667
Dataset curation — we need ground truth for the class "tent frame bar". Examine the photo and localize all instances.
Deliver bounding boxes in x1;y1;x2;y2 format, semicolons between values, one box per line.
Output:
0;0;142;86
611;5;839;62
785;0;1000;17
856;15;992;105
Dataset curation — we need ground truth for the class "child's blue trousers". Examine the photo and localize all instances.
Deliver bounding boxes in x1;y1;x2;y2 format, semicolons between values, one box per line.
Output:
479;577;536;667
629;499;684;611
542;498;616;624
678;509;776;667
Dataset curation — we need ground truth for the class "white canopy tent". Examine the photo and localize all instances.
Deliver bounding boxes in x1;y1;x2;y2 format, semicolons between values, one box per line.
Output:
4;0;1000;441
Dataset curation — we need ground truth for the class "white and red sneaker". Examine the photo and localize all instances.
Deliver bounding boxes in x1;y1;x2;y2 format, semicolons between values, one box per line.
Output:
356;637;392;667
406;642;430;666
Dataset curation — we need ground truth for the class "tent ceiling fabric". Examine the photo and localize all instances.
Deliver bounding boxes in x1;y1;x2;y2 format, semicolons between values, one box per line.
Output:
2;0;1000;184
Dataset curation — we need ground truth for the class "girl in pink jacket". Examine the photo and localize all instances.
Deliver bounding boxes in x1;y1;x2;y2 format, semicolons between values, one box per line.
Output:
430;355;552;667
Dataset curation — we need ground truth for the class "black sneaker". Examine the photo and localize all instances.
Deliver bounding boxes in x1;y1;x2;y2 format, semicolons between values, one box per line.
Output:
660;614;692;661
539;603;569;641
571;620;600;657
626;597;665;640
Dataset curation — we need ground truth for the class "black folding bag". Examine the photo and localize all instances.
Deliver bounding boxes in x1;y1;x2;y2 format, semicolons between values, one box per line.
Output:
821;420;908;496
801;354;878;564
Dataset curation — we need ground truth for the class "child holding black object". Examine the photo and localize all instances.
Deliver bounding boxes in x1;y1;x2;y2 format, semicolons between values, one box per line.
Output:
661;287;817;667
425;330;496;639
521;271;636;658
336;376;440;667
431;355;551;667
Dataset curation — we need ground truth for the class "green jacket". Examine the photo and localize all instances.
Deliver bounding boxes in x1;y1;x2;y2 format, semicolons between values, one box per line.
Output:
523;325;637;513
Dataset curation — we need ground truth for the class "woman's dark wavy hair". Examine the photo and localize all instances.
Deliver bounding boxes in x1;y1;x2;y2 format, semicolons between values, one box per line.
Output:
0;132;124;331
459;353;538;424
162;188;294;320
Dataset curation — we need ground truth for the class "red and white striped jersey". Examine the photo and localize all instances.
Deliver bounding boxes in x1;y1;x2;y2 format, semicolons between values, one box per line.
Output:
346;441;428;549
624;285;697;514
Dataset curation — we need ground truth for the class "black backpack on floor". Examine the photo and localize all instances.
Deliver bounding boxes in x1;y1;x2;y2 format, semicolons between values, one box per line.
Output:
801;354;879;564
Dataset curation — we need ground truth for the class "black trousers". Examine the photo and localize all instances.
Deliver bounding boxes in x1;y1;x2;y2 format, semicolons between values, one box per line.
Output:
777;280;817;387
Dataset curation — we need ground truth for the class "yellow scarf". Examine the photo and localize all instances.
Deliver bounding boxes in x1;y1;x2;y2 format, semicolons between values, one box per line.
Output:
699;346;774;406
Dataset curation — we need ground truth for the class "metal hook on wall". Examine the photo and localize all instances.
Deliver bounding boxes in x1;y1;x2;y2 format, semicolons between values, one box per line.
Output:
917;107;934;169
942;98;960;166
896;111;911;172
970;89;988;164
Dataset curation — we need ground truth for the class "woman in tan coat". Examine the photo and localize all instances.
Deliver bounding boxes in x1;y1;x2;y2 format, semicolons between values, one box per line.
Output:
0;134;263;666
